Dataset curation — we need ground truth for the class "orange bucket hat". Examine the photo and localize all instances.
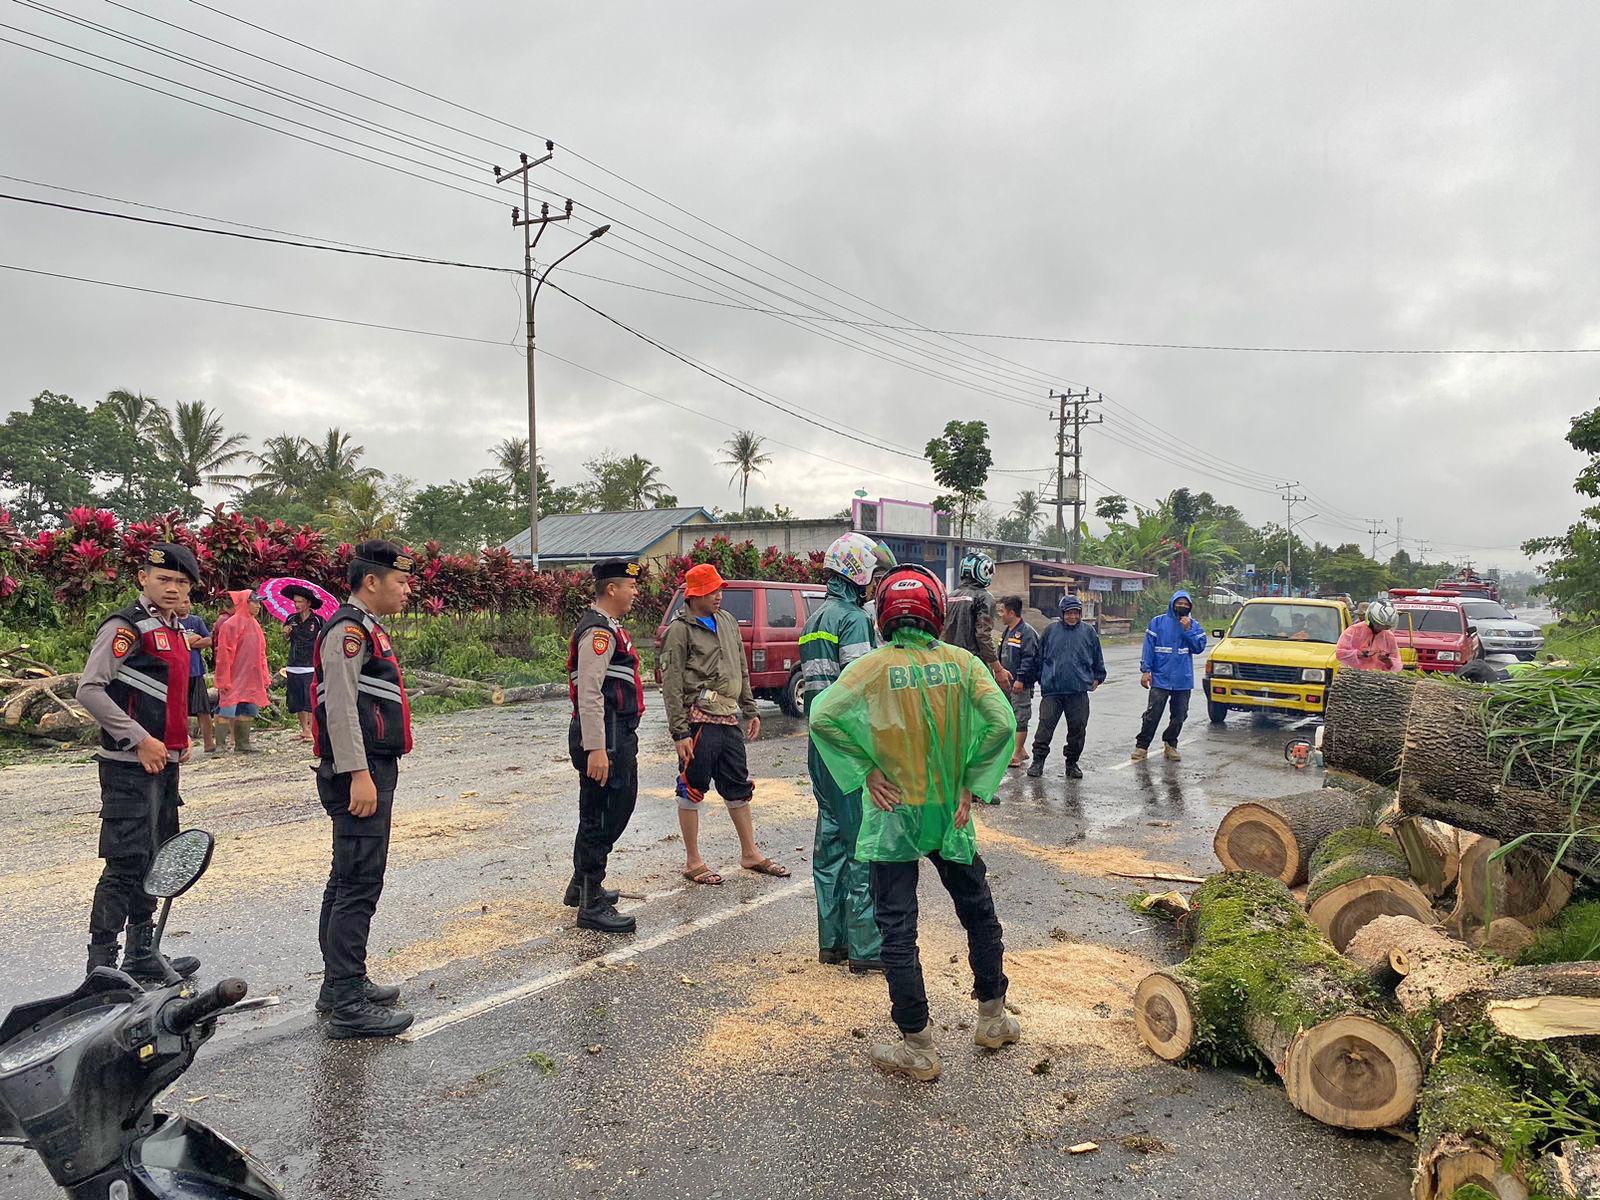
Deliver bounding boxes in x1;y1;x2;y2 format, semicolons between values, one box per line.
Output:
683;563;726;598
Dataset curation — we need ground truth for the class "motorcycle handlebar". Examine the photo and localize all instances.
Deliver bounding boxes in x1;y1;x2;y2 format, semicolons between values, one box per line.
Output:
163;978;248;1034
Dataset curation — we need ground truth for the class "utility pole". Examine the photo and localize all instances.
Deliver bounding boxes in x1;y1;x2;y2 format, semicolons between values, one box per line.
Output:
1364;518;1388;562
1278;481;1306;595
1047;388;1098;559
1393;516;1403;561
494;142;566;569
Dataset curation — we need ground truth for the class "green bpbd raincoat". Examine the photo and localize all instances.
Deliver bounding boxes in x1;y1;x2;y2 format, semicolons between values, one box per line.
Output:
801;576;882;961
808;627;1017;865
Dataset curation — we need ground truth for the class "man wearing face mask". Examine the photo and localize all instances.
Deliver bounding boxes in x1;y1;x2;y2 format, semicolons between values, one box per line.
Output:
1029;595;1106;779
1132;589;1207;762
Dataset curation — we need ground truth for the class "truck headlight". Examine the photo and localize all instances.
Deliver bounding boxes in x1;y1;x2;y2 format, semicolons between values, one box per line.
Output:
1438;651;1458;663
1301;668;1328;683
1212;662;1236;677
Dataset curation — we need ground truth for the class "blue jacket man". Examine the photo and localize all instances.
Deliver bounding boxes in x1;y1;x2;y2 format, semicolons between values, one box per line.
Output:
1029;595;1107;779
1132;589;1206;761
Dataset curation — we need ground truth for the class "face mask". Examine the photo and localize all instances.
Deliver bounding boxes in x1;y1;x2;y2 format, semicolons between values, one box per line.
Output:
1175;606;1191;617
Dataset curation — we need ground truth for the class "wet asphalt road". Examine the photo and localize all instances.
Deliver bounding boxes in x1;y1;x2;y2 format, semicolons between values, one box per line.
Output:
0;642;1414;1199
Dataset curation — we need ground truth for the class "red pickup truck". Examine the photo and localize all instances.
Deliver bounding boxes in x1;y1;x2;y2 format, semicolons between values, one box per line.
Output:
653;579;828;716
1389;590;1482;674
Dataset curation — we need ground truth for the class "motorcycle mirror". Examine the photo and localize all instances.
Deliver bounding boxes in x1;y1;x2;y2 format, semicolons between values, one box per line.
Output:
143;829;215;899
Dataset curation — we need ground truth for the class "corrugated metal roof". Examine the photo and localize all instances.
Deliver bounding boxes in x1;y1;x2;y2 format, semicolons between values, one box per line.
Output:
501;507;710;561
1058;562;1158;580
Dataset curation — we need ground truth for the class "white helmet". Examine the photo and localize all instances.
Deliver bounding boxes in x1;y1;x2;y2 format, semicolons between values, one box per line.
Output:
1366;599;1397;630
823;533;893;588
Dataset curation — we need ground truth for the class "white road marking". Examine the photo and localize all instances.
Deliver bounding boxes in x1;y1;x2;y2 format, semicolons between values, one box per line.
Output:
1107;731;1205;771
400;878;815;1043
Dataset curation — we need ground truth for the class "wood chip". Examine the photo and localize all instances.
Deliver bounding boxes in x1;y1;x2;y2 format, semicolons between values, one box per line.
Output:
1109;871;1205;885
1068;1142;1099;1155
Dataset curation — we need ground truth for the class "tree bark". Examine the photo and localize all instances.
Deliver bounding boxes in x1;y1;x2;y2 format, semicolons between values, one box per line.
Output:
1212;787;1385;885
1412;1054;1530;1200
1534;1140;1600;1200
1449;835;1573;936
1341;914;1499;1017
1437;962;1600;1041
1305;829;1437;951
1322;669;1422;787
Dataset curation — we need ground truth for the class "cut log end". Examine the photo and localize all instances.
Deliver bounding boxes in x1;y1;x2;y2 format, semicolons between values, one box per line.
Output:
1285;1014;1422;1131
1486;994;1600;1041
1133;971;1196;1062
1212;804;1298;883
1414;1140;1530;1200
1309;875;1437;952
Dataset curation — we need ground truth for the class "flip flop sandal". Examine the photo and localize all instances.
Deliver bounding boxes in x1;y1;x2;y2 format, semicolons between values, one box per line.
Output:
683;865;724;886
743;858;791;878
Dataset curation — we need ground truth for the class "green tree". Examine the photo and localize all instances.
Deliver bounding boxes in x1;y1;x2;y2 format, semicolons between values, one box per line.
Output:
406;476;524;553
302;427;383;511
154;400;251;496
245;434;312;499
584;452;667;511
1011;490;1041;540
718;430;772;514
1312;545;1391;598
319;478;402;543
0;392;106;524
489;436;530;507
924;419;992;538
1095;493;1130;523
98;389;169;503
1526;403;1600;616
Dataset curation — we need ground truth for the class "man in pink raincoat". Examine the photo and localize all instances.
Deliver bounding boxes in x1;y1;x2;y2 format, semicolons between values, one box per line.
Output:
214;589;270;751
1335;599;1403;673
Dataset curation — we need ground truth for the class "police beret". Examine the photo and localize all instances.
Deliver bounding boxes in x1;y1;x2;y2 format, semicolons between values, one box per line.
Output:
352;539;416;574
144;542;200;584
593;559;642;583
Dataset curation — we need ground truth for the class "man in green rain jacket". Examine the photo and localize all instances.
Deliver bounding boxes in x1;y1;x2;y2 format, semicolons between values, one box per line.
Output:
801;534;895;973
809;563;1021;1082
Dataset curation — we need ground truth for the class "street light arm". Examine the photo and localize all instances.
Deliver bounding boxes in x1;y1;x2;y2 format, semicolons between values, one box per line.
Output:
531;226;610;315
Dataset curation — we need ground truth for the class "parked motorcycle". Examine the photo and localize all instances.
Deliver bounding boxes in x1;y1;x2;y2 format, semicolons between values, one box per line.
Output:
0;829;283;1198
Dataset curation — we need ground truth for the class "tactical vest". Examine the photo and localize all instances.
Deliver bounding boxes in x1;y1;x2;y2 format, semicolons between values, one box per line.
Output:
312;604;412;760
568;608;644;721
98;599;191;752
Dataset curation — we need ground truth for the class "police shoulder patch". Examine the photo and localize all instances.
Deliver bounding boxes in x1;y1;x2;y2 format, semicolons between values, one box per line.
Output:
343;629;364;658
111;627;136;659
591;630;611;655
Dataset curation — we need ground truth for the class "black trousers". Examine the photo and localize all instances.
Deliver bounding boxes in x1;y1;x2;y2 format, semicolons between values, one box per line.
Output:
317;756;397;990
1136;686;1191;749
569;716;639;889
869;852;1008;1036
1032;693;1091;765
90;759;181;944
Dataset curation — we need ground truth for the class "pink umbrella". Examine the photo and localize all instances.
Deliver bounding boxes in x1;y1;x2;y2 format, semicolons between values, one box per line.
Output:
258;576;339;624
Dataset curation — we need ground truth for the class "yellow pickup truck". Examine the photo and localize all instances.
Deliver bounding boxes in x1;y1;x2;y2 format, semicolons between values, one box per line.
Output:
1204;597;1352;722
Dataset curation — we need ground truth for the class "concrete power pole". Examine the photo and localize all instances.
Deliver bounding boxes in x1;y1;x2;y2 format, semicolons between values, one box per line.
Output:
1278;481;1306;595
1365;518;1388;562
494;144;567;568
1047;388;1098;559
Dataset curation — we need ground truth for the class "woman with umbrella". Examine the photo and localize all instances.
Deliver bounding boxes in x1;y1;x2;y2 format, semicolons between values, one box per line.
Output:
282;585;326;742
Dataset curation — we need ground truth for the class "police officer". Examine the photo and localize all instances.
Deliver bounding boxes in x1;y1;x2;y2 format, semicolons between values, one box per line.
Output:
566;559;644;934
76;542;204;984
312;539;415;1039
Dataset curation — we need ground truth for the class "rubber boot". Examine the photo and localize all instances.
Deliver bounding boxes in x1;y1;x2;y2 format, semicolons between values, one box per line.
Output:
326;981;413;1040
562;875;619;908
975;996;1021;1049
85;941;120;979
316;977;401;1014
818;948;848;966
121;921;199;985
870;1027;941;1081
575;878;636;934
234;719;255;754
1065;762;1083;780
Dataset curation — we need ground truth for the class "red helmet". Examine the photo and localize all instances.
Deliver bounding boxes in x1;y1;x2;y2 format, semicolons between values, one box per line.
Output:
875;564;946;638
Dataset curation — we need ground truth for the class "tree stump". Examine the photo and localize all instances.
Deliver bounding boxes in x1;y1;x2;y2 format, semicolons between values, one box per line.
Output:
1133;873;1421;1130
1212;788;1385;885
1322;669;1421;787
1306;829;1438;951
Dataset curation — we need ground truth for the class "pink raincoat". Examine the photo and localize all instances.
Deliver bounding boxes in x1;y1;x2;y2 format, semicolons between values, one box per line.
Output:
1335;622;1402;673
214;590;270;707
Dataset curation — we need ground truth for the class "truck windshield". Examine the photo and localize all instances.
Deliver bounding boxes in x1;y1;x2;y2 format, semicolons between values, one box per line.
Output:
1398;607;1464;633
1229;604;1341;644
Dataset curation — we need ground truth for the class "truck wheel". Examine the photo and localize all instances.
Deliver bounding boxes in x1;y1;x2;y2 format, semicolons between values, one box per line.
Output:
1207;699;1229;724
780;670;805;718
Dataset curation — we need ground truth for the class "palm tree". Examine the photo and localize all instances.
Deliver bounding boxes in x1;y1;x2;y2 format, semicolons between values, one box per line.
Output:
718;430;771;515
246;434;312;497
1011;490;1042;540
318;479;400;543
155;399;251;494
103;388;169;498
303;427;383;507
489;436;530;506
616;454;667;510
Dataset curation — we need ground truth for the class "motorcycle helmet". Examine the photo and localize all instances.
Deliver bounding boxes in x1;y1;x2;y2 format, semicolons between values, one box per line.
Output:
822;533;895;588
958;550;995;587
1366;599;1397;631
875;564;947;638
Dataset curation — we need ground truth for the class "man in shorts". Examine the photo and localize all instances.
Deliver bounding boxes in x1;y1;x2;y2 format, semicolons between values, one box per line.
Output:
282;585;325;743
997;596;1040;768
176;595;216;754
660;563;789;887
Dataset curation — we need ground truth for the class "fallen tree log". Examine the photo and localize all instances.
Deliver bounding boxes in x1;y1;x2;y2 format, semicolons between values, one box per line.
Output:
1450;835;1573;937
1133;872;1421;1130
1438;962;1600;1042
1305;829;1438;952
1535;1140;1600;1200
1322;669;1421;787
1390;815;1460;899
1341;914;1498;1017
1400;680;1600;885
1413;1053;1529;1200
1;673;83;728
1212;787;1385;885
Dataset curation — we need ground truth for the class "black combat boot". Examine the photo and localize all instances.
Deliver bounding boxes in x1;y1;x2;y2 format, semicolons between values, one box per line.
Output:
575;878;636;934
562;874;619;908
316;977;401;1014
1065;762;1084;780
848;959;885;975
85;941;120;979
818;948;848;965
121;921;199;985
325;980;413;1040
1025;755;1045;778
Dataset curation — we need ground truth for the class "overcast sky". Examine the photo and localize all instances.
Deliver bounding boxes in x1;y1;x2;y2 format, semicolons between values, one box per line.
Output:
3;0;1595;569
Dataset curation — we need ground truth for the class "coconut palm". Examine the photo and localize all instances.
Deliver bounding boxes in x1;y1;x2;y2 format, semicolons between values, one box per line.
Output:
302;427;383;508
102;389;169;499
154;399;251;495
615;454;667;511
319;479;400;543
246;434;312;498
489;436;531;506
718;430;771;515
1011;490;1042;540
